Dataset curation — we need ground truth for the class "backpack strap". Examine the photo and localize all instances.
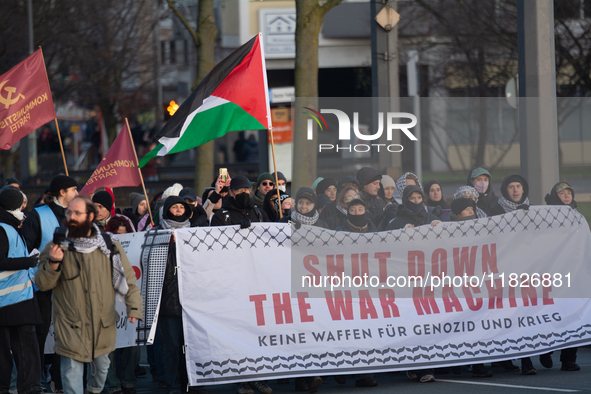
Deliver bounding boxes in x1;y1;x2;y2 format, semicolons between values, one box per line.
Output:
101;232;118;281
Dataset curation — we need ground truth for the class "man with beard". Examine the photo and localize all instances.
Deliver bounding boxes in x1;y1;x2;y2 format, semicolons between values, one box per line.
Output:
21;175;78;391
0;186;43;394
92;191;113;231
35;196;142;394
210;176;271;394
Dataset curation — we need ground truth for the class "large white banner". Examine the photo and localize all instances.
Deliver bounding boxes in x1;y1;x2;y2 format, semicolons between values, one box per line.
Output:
176;206;591;385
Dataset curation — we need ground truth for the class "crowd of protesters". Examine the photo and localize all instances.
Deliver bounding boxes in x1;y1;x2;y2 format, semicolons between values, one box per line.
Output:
0;164;583;394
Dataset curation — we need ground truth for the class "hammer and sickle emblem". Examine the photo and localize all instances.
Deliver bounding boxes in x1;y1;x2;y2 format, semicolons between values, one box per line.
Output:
0;80;26;109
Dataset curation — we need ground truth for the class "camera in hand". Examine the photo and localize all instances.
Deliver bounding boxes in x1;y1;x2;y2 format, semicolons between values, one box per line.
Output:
53;227;69;245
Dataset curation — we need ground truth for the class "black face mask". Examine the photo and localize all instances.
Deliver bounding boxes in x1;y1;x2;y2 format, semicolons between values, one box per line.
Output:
233;192;252;210
168;213;188;222
404;199;424;213
347;212;367;227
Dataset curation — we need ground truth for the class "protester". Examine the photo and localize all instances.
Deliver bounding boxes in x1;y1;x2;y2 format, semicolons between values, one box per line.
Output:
263;189;290;222
105;214;136;234
356;167;386;226
279;188;327;230
380;175;396;206
386;186;441;230
324;186;359;230
122;192;148;229
490;173;530;216
35;196;143;393
92;191;113;231
466;167;499;215
253;173;274;208
453;186;487;218
180;187;209;227
210;176;271;394
315;178;337;202
335;198;377;233
449;197;477;221
423;180;449;209
393;172;421;205
271;172;287;193
541;181;580;372
211;176;268;228
0;186;43;394
21;174;79;390
544;182;577;209
337;176;360;193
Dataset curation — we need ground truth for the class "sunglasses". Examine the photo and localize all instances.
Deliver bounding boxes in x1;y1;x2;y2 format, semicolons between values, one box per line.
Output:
261;181;274;186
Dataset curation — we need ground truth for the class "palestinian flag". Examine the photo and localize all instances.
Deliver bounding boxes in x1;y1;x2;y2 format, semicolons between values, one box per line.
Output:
139;34;271;167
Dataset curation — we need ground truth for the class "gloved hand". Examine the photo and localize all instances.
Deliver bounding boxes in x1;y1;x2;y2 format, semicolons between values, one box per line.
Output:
26;256;39;268
239;219;251;229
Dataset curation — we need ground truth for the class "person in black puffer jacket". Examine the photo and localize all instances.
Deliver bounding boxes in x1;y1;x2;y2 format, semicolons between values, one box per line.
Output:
157;196;208;393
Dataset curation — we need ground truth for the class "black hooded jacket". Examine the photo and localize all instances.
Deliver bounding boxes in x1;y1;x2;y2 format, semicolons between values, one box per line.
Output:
210;194;268;226
466;167;499;216
386;186;439;230
490;173;529;216
545;182;577;209
158;196;192;317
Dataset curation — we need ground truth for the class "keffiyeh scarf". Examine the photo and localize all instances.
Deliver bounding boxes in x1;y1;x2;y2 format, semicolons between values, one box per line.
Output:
69;224;128;301
291;210;320;226
498;196;530;213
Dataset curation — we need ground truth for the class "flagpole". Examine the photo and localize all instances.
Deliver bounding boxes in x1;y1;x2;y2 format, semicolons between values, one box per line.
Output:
268;127;283;219
54;119;68;176
125;118;154;227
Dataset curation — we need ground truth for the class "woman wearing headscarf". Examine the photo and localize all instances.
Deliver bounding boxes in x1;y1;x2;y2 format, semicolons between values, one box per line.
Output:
423;180;450;220
466;167;499;216
379;175;397;206
386;186;440;230
490;173;530;216
393;172;422;205
157;197;208;393
279;188;327;229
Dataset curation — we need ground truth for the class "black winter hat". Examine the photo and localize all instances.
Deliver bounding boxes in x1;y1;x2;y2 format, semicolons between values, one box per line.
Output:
0;186;23;211
272;172;287;183
179;187;197;202
356;167;381;187
316;178;337;195
92;191;113;212
49;175;78;195
316;194;331;210
230;175;253;190
295;187;317;206
347;198;367;209
451;198;476;215
501;173;529;202
402;185;424;201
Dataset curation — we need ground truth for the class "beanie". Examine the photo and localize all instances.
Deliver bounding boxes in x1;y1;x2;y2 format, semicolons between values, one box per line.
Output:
129;192;146;214
92;191;113;212
49;175;78;195
356;167;381;187
451;198;476;215
0;186;23;211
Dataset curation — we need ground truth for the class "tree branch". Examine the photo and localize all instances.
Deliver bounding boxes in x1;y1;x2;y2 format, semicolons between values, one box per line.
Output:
167;0;200;48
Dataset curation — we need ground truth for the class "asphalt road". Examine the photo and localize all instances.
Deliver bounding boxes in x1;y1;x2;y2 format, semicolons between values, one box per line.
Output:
136;346;591;393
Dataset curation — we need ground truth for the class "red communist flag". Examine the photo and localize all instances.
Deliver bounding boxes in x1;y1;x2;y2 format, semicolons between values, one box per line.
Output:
0;48;56;150
80;123;142;196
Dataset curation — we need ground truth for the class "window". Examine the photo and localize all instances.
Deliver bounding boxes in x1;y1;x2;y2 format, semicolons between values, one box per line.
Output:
170;40;176;64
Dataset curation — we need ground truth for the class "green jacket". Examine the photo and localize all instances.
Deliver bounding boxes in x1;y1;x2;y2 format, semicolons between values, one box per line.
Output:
35;235;143;362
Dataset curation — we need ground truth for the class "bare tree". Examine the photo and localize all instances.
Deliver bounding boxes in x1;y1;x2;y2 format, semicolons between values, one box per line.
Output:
292;0;343;191
167;0;217;193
